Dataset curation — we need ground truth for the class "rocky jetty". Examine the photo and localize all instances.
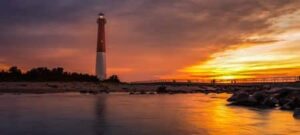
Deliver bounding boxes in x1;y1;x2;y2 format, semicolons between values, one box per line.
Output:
294;108;300;118
227;87;300;110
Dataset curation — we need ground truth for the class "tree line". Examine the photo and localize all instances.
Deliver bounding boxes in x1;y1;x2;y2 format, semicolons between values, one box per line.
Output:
0;66;99;82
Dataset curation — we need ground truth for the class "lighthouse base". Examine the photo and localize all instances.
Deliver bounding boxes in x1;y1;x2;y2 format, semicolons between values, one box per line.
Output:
96;52;107;80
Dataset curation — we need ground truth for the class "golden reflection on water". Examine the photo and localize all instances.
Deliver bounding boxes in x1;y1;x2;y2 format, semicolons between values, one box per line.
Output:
182;94;300;135
0;93;299;135
96;93;300;135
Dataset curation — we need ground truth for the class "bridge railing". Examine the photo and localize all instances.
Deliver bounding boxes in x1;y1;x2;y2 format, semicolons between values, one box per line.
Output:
132;76;300;84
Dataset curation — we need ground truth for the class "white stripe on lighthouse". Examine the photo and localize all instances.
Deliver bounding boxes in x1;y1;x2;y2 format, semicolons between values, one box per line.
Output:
96;52;106;80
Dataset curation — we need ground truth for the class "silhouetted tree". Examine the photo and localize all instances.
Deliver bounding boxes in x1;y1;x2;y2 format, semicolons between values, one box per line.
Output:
0;66;99;82
8;66;22;75
103;75;121;83
25;67;52;81
0;70;9;81
8;66;22;81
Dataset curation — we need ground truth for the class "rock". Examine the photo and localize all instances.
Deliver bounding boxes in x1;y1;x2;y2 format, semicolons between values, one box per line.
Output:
266;87;284;94
46;84;58;89
140;91;146;94
148;91;155;94
227;91;249;102
129;91;135;95
122;87;129;90
261;96;278;108
293;108;300;118
279;98;292;107
277;88;298;99
279;94;300;110
292;95;300;108
251;91;279;108
252;91;267;103
227;87;300;109
87;90;98;95
100;90;110;94
204;86;217;91
248;95;258;103
228;91;276;107
280;100;295;110
79;90;88;94
156;86;168;94
228;91;258;106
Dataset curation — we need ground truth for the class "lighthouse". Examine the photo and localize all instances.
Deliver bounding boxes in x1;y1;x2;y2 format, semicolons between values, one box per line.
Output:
96;13;107;80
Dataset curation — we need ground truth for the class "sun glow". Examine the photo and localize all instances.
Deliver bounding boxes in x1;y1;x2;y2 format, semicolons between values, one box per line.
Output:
181;37;300;80
182;41;300;80
176;11;300;80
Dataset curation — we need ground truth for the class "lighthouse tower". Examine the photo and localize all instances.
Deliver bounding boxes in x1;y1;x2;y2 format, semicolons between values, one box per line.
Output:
96;13;107;80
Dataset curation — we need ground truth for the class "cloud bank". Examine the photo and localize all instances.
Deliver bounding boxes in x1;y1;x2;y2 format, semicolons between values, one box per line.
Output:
1;0;300;81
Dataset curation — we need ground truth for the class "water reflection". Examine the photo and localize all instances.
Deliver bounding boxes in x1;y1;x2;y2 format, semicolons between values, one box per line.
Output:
92;94;300;135
94;95;107;135
0;93;299;135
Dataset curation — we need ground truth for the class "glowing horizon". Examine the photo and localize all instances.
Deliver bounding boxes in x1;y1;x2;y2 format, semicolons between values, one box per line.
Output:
162;11;300;81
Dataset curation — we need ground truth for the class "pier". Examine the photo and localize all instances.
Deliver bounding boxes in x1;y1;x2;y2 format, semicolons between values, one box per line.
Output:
132;76;300;85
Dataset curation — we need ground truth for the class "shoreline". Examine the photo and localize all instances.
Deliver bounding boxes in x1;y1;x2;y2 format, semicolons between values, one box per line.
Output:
1;82;300;94
0;82;105;94
1;82;299;117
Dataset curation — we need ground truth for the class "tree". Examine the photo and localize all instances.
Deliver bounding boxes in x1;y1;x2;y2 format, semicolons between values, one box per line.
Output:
25;67;51;81
52;67;64;75
7;66;22;81
0;66;99;82
8;66;22;75
103;75;121;83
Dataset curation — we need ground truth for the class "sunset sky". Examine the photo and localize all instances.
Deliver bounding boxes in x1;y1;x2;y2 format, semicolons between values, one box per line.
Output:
1;0;300;81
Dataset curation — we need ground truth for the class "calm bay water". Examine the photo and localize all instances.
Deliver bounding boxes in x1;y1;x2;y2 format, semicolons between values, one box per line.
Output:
0;93;299;135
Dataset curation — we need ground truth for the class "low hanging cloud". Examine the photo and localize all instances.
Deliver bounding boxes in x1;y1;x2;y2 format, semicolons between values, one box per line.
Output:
0;0;300;81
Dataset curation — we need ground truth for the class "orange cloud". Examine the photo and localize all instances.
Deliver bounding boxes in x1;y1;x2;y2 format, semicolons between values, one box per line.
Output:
1;0;300;81
178;12;300;80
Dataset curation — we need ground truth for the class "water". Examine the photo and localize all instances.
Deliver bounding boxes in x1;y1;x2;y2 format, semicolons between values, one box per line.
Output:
0;93;299;135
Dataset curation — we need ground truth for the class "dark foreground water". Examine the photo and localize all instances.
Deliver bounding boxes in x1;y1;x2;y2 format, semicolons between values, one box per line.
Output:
0;93;299;135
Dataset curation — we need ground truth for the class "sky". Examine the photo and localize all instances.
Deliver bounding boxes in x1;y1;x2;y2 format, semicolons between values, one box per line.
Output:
0;0;300;81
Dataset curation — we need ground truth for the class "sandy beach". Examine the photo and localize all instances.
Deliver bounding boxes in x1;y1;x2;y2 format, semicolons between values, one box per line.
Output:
0;82;212;94
0;82;107;94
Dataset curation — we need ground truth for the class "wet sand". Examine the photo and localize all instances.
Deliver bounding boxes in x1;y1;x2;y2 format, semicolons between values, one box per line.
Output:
0;82;106;94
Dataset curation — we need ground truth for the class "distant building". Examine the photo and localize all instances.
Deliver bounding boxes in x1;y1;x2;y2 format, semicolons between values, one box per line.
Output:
96;13;107;80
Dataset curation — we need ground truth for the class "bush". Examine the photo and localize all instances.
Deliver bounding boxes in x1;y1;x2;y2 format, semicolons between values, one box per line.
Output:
102;75;121;83
0;66;99;82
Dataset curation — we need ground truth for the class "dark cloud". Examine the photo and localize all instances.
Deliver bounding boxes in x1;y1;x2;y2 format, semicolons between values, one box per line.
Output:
0;0;300;80
0;0;97;25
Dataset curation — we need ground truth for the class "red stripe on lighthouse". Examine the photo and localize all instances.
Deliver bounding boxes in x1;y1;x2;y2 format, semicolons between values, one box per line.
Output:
97;13;106;52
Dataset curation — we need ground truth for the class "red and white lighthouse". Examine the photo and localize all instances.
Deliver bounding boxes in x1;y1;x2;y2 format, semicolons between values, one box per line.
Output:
96;13;107;80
